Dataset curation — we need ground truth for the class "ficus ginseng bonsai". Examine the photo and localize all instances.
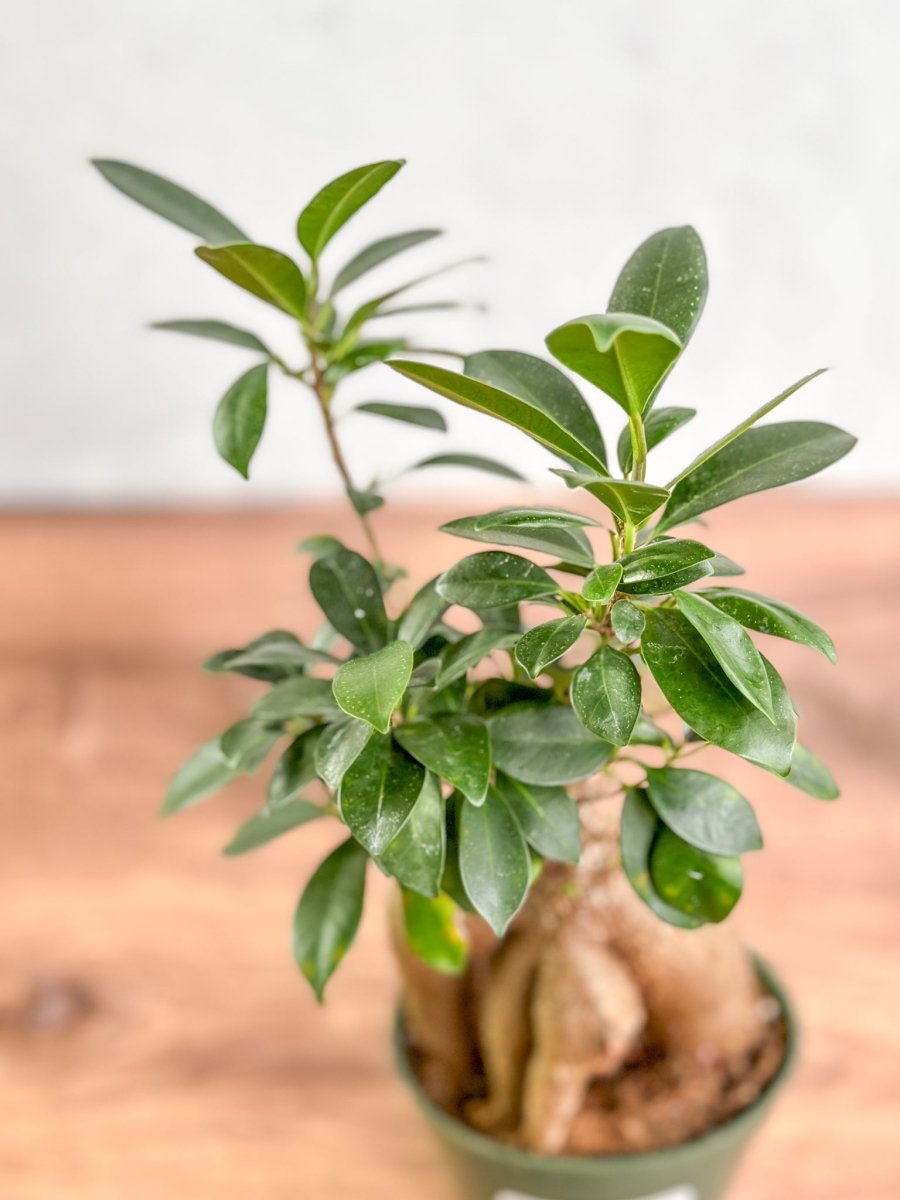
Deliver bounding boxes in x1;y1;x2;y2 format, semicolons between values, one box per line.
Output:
94;157;855;1161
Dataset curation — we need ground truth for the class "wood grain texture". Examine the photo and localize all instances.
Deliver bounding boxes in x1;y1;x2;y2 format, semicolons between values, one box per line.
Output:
1;496;898;1199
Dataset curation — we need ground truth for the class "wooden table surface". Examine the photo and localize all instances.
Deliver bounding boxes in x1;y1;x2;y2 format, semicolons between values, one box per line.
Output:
1;496;898;1200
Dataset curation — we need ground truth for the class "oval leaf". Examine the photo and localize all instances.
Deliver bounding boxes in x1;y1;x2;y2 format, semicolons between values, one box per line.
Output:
619;788;702;928
436;552;558;610
162;737;236;815
515;615;587;678
223;797;326;857
315;719;373;791
490;703;612;785
649;828;743;923
331;228;442;294
332;641;413;734
355;401;447;430
400;888;468;973
441;515;594;569
434;628;519;688
618;538;714;592
339;734;424;856
381;774;446;897
152;319;272;356
253;676;342;721
297;160;404;259
494;772;580;863
395;714;491;805
267;727;326;807
293;838;367;1000
608;226;708;347
774;742;840;800
582;562;623;605
458;786;531;935
309;548;388;653
213;363;268;479
196;244;307;318
92;159;247;242
645;767;762;855
700;587;836;664
572;645;641;745
552;469;670;525
611;599;645;642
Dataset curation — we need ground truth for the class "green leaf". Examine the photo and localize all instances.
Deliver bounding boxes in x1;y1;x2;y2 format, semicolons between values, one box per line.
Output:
309;549;388;653
338;257;485;342
331;228;442;294
490;703;612;785
390;361;609;476
629;714;671;747
400;889;468;973
355;401;447;431
338;734;424;856
645;767;762;855
346;486;383;516
617;538;714;594
776;742;839;800
92;159;247;242
620;788;702;928
381;773;446;896
494;772;580;863
213;363;268;479
572;645;641;745
472;506;603;531
468;679;553;716
673;590;776;722
396;577;448;649
296;534;346;558
434;628;519;688
464;350;608;470
151;319;272;356
552;470;669;525
700;587;836;664
315;719;373;790
545;313;681;418
218;718;281;772
515;615;587;678
195;244;307;318
611;599;645;642
267;727;325;807
582;562;623;605
395;714;491;805
617;405;696;474
437;552;558;611
410;452;524;481
332;642;413;734
325;339;406;384
293;837;367;1000
297;160;404;259
162;736;236;815
641;609;796;773
708;552;746;577
253;676;342;721
223;798;326;856
458;785;530;935
440;515;594;569
608;226;708;347
204;630;337;682
658;420;857;533
650;828;743;923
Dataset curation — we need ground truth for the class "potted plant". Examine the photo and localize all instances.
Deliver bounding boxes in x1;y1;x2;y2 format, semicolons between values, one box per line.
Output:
94;157;855;1200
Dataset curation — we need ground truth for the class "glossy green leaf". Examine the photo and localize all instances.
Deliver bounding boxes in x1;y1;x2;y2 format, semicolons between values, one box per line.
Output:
355;401;447;431
458;785;531;935
195;244;307;318
645;767;762;855
293;837;367;1000
515;615;587;678
325;340;406;384
410;452;524;481
572;646;641;745
92;159;248;242
338;734;424;856
434;628;519;688
545;313;681;418
464;350;608;470
619;788;702;928
297;160;404;259
218;718;281;773
332;642;413;734
395;714;491;805
213;363;268;478
650;828;743;923
641;609;796;773
617;405;697;474
381;774;446;897
494;772;580;863
331;228;441;294
315;719;373;790
776;742;840;800
267;727;325;807
468;679;554;716
700;588;836;663
390;361;609;476
400;888;468;973
582;562;623;605
162;736;237;815
204;630;337;682
552;470;670;525
309;548;388;653
473;507;603;531
338;257;485;342
658;421;857;533
151;319;273;356
673;590;776;722
397;577;448;649
611;599;645;642
436;552;558;611
440;515;595;569
223;797;326;856
707;552;746;577
253;676;342;721
629;714;671;747
490;703;612;785
608;226;708;347
617;538;714;594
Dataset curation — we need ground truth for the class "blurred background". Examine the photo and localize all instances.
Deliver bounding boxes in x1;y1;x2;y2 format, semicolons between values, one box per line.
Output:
2;0;897;505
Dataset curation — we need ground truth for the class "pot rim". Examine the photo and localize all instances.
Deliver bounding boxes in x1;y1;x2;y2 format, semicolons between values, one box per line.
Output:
393;953;796;1178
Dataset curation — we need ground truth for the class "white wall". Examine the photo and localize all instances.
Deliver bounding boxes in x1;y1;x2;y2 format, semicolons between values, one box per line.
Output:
1;0;894;504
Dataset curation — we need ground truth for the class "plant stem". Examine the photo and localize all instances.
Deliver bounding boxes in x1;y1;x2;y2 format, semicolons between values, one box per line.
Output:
628;414;648;482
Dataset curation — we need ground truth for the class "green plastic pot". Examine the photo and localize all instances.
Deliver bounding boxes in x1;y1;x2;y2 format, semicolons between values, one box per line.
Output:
394;958;794;1200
